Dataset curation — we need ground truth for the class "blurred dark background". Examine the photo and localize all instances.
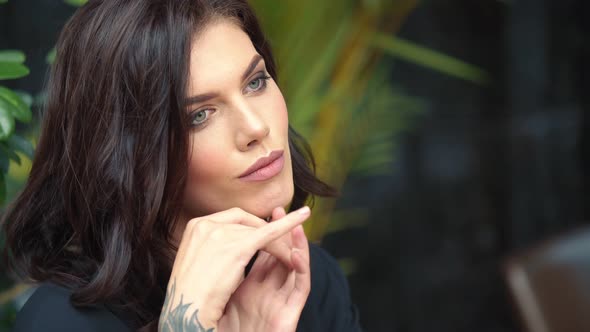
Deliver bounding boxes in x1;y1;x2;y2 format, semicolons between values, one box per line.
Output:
323;0;589;331
1;0;590;332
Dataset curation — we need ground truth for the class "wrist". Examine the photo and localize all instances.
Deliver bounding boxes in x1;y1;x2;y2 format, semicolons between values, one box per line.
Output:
190;303;221;330
159;300;220;331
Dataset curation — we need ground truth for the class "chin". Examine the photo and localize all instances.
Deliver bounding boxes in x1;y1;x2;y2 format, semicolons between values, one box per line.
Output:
246;189;294;218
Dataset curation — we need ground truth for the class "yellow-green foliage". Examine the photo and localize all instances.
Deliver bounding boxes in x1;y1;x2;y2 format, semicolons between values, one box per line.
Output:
250;0;422;242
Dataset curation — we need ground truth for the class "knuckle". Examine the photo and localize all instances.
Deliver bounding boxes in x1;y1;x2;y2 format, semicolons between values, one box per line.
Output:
230;207;244;215
264;226;279;239
189;218;212;232
186;217;200;229
209;227;225;240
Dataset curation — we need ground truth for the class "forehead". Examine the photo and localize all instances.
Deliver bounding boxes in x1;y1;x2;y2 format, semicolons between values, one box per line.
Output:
189;20;259;90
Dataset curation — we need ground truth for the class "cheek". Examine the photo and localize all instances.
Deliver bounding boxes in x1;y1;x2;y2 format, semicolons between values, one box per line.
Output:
278;102;288;129
269;86;289;132
186;142;229;186
183;139;234;216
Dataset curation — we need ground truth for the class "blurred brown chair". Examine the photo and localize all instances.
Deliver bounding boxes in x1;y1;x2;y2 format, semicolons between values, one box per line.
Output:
503;227;590;332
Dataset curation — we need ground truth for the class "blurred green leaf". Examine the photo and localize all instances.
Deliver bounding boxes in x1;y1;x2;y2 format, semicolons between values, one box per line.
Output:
46;47;56;65
247;0;420;241
0;51;25;64
337;257;359;276
14;91;33;108
0;150;8;174
0;99;15;140
0;87;32;123
33;91;47;108
64;0;87;6
337;63;421;176
0;172;5;206
0;143;20;166
0;0;7;4
7;135;34;160
289;19;351;127
327;208;370;233
0;62;29;80
373;33;490;85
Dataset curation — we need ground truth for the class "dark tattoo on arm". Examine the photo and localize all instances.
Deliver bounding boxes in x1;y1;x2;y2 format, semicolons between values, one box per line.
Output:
159;278;215;332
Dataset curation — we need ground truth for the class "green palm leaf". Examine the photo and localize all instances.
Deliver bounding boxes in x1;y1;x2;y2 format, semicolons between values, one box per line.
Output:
64;0;87;6
373;34;490;84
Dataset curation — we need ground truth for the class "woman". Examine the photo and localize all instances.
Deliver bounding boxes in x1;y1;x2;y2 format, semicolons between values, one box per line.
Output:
2;0;362;331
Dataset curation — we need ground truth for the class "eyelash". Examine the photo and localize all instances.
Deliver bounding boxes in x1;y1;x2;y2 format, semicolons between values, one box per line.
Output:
246;73;271;93
189;73;272;128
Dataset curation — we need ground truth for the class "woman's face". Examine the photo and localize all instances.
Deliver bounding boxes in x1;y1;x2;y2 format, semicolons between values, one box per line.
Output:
181;20;294;220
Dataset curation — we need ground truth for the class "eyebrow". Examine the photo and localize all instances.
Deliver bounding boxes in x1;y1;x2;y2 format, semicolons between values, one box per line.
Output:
184;54;264;106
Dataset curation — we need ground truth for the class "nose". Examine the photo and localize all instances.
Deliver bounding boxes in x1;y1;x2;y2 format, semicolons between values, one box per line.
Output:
234;100;270;151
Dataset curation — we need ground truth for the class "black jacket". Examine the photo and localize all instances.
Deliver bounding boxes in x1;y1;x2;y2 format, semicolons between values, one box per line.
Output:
12;244;363;331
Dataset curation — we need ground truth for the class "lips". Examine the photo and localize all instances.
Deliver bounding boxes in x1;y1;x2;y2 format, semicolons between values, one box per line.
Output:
239;150;285;181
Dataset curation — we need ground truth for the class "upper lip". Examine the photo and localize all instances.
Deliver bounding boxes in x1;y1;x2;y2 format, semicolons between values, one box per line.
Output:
239;150;284;177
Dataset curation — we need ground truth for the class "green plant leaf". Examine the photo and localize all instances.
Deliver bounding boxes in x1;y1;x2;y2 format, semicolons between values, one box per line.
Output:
0;0;7;4
373;34;490;85
0;150;8;174
46;47;56;65
33;91;47;108
7;135;33;160
64;0;87;6
0;62;29;80
288;19;351;125
0;172;5;206
0;143;20;165
337;257;358;276
326;208;370;233
14;91;33;108
0;99;15;140
0;50;25;64
0;87;32;123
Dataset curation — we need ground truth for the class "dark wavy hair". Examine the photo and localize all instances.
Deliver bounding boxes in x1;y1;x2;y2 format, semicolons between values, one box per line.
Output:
0;0;336;330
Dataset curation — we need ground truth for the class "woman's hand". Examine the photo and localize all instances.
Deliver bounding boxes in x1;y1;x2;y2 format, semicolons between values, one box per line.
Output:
158;206;311;332
218;207;311;332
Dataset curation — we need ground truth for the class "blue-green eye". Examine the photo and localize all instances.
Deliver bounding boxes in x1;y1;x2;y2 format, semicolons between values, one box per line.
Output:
248;79;262;90
246;75;271;92
191;109;213;126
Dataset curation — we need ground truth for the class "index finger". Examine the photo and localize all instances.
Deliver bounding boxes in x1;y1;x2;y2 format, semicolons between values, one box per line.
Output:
214;206;295;266
252;206;311;249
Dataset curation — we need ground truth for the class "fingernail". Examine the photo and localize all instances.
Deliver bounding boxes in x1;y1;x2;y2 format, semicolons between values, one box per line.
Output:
297;206;310;215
